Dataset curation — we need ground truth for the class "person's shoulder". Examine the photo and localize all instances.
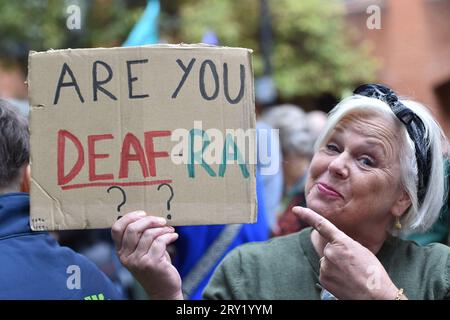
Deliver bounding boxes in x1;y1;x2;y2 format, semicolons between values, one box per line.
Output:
393;238;450;298
391;236;450;268
53;244;124;299
421;241;450;260
0;233;123;299
396;236;450;255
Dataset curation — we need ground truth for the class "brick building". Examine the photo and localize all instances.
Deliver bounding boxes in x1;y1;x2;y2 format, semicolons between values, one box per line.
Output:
345;0;450;135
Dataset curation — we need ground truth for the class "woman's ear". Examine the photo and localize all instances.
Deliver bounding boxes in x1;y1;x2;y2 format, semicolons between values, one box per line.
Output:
391;189;412;217
20;164;30;193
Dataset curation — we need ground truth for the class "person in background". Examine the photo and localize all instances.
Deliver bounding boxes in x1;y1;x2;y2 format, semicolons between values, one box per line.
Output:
0;49;29;116
56;229;135;298
0;99;122;299
262;105;327;236
306;110;328;141
255;120;283;231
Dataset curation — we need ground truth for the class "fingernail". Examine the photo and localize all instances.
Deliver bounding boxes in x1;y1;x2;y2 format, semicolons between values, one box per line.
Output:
292;207;302;213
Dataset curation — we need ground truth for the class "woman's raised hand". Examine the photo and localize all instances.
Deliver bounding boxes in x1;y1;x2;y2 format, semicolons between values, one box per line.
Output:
111;211;183;299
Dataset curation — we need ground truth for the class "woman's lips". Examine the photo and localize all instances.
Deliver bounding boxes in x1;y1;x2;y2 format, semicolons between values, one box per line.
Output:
316;183;343;198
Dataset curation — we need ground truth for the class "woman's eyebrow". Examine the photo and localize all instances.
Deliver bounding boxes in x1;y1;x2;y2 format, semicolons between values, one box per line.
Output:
361;140;387;157
332;124;392;158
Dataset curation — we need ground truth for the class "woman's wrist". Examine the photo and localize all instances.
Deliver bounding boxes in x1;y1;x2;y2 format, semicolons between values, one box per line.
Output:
372;282;407;300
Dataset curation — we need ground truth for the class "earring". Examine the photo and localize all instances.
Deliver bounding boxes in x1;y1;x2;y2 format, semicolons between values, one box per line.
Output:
395;217;402;230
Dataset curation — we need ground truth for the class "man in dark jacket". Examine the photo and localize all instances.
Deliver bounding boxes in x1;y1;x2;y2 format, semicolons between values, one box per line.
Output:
0;99;122;299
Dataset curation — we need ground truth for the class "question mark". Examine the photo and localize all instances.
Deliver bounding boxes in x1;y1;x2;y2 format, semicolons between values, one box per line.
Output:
107;186;127;220
157;183;174;220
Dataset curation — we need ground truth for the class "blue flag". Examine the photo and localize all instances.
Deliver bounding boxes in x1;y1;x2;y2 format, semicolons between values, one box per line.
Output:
123;0;159;46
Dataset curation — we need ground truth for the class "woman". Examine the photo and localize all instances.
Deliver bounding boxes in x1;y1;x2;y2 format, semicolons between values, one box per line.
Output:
111;84;450;299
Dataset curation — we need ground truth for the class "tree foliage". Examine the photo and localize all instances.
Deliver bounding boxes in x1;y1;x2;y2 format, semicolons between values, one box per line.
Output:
176;0;377;100
0;0;142;54
0;0;377;101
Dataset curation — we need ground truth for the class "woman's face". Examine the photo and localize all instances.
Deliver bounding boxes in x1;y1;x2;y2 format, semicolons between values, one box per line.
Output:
305;111;408;236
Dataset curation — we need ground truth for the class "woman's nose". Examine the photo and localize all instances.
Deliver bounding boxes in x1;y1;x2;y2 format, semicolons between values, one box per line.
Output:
328;153;349;179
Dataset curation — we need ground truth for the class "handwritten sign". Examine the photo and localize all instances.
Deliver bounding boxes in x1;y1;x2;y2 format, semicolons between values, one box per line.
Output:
28;44;257;230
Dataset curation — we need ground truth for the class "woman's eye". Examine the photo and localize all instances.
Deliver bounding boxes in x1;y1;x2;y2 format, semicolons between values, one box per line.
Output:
359;157;375;167
326;144;340;153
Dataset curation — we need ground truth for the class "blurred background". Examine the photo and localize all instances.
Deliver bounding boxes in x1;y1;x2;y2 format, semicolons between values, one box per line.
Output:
1;0;449;130
1;0;449;299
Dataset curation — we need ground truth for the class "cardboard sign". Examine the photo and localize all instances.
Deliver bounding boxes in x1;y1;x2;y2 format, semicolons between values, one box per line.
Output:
28;44;257;230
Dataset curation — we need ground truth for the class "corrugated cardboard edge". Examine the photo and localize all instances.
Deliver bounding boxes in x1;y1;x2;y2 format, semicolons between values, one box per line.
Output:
28;43;254;56
28;51;51;230
246;49;258;224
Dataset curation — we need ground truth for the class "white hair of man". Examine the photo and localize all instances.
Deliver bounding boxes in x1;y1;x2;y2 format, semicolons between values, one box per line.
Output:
261;104;315;158
306;110;328;143
315;95;447;235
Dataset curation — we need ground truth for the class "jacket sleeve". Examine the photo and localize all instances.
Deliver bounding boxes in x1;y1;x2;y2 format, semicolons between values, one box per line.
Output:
202;247;244;300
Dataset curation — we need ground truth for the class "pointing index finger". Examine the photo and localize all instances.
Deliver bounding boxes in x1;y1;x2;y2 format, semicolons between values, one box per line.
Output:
292;206;347;243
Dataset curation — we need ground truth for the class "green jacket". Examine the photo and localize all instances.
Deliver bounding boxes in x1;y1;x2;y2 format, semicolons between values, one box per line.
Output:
406;158;450;246
203;227;450;300
404;200;449;245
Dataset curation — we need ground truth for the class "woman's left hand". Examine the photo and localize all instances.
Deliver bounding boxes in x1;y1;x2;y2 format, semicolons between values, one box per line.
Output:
293;206;402;300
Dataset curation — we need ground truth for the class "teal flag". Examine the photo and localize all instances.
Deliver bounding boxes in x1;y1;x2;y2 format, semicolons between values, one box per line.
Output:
123;0;159;46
